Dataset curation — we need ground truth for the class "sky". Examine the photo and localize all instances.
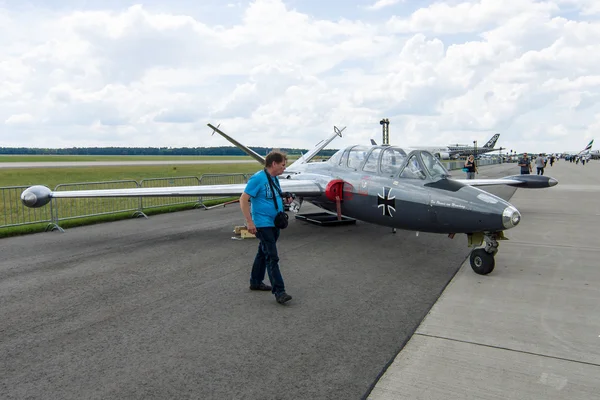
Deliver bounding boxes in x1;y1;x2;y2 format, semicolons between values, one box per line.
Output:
1;0;599;153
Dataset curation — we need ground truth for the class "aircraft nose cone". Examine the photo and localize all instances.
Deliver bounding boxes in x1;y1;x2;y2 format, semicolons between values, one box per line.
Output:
502;206;521;229
549;178;558;187
21;191;38;207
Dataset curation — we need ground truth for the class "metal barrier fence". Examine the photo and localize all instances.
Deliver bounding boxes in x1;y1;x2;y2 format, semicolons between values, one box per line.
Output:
445;158;499;172
0;174;249;232
53;180;143;226
198;173;250;208
140;176;202;211
1;185;55;229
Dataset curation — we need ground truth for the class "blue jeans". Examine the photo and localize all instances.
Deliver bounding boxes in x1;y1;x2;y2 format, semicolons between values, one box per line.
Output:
250;227;286;296
466;172;475;179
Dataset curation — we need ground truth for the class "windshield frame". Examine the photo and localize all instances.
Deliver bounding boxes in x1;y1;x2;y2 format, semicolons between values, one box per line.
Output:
419;150;451;180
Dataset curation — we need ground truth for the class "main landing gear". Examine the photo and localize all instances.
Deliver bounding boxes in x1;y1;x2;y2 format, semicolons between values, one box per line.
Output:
467;232;504;275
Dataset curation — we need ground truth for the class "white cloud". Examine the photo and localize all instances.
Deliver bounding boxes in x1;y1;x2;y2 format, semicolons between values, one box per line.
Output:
5;113;34;125
387;0;559;34
557;0;600;16
367;0;402;11
0;0;599;152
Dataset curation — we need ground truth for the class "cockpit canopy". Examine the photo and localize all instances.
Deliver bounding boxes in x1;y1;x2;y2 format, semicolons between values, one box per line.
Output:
328;145;450;180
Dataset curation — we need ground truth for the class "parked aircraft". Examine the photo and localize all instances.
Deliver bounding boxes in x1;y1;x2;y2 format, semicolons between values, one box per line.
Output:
563;139;594;159
21;125;557;276
579;139;594;157
412;133;502;159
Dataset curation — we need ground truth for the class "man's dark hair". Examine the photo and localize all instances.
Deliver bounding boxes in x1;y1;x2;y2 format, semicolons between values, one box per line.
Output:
265;151;287;167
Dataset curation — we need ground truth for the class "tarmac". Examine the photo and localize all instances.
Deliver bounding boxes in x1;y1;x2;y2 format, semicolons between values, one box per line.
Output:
0;160;598;399
368;159;600;399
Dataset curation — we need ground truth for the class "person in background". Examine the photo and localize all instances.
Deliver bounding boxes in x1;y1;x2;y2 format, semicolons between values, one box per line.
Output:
535;153;546;175
518;153;532;174
464;155;478;179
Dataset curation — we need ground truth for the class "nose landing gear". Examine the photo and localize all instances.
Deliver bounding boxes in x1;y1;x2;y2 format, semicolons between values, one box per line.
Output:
470;249;495;275
467;232;504;275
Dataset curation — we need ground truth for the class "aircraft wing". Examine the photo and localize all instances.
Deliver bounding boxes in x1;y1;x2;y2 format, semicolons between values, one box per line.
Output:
208;124;266;165
21;180;323;208
454;174;558;189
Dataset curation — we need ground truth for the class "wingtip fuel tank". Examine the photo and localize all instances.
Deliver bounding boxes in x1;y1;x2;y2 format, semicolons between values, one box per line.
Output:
21;185;53;208
503;175;558;189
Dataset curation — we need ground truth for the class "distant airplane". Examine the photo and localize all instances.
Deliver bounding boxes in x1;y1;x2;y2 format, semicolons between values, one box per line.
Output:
564;139;594;158
579;139;594;157
406;133;502;160
21;126;557;276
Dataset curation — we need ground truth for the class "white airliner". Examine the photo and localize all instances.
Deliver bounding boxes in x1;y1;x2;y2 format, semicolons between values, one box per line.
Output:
407;133;501;160
564;139;594;159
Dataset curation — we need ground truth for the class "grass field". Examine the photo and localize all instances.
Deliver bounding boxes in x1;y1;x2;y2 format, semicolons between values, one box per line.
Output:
0;155;255;162
0;163;259;188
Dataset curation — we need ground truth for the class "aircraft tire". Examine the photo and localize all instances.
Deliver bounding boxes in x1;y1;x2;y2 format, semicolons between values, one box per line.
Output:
469;249;495;275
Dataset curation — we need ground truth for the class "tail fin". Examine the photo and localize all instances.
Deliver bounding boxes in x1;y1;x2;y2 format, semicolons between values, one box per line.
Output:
370;139;377;145
483;133;500;148
579;139;594;155
207;123;265;165
288;126;345;168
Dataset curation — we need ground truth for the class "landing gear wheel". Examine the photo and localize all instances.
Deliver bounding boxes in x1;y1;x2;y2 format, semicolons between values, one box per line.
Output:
469;249;495;275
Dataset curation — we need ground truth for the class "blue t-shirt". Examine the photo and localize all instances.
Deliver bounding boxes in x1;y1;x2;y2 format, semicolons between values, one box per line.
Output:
244;170;284;228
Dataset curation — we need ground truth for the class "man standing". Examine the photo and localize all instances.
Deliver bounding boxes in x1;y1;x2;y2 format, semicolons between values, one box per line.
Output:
535;153;545;175
240;151;293;305
518;153;532;174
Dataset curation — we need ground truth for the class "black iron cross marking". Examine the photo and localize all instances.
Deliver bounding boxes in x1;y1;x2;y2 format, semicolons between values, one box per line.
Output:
377;187;396;217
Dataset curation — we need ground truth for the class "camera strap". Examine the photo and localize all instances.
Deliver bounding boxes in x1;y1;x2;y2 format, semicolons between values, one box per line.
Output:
264;169;282;212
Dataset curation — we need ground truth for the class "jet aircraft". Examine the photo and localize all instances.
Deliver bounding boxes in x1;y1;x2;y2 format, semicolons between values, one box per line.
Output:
579;139;594;157
21;125;557;276
563;139;594;159
412;133;502;159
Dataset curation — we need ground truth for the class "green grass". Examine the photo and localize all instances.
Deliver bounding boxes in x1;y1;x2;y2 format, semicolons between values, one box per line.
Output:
0;154;302;162
0;163;259;188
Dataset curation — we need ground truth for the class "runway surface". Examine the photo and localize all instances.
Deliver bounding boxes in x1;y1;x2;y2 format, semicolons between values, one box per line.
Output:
1;164;518;399
369;160;600;399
